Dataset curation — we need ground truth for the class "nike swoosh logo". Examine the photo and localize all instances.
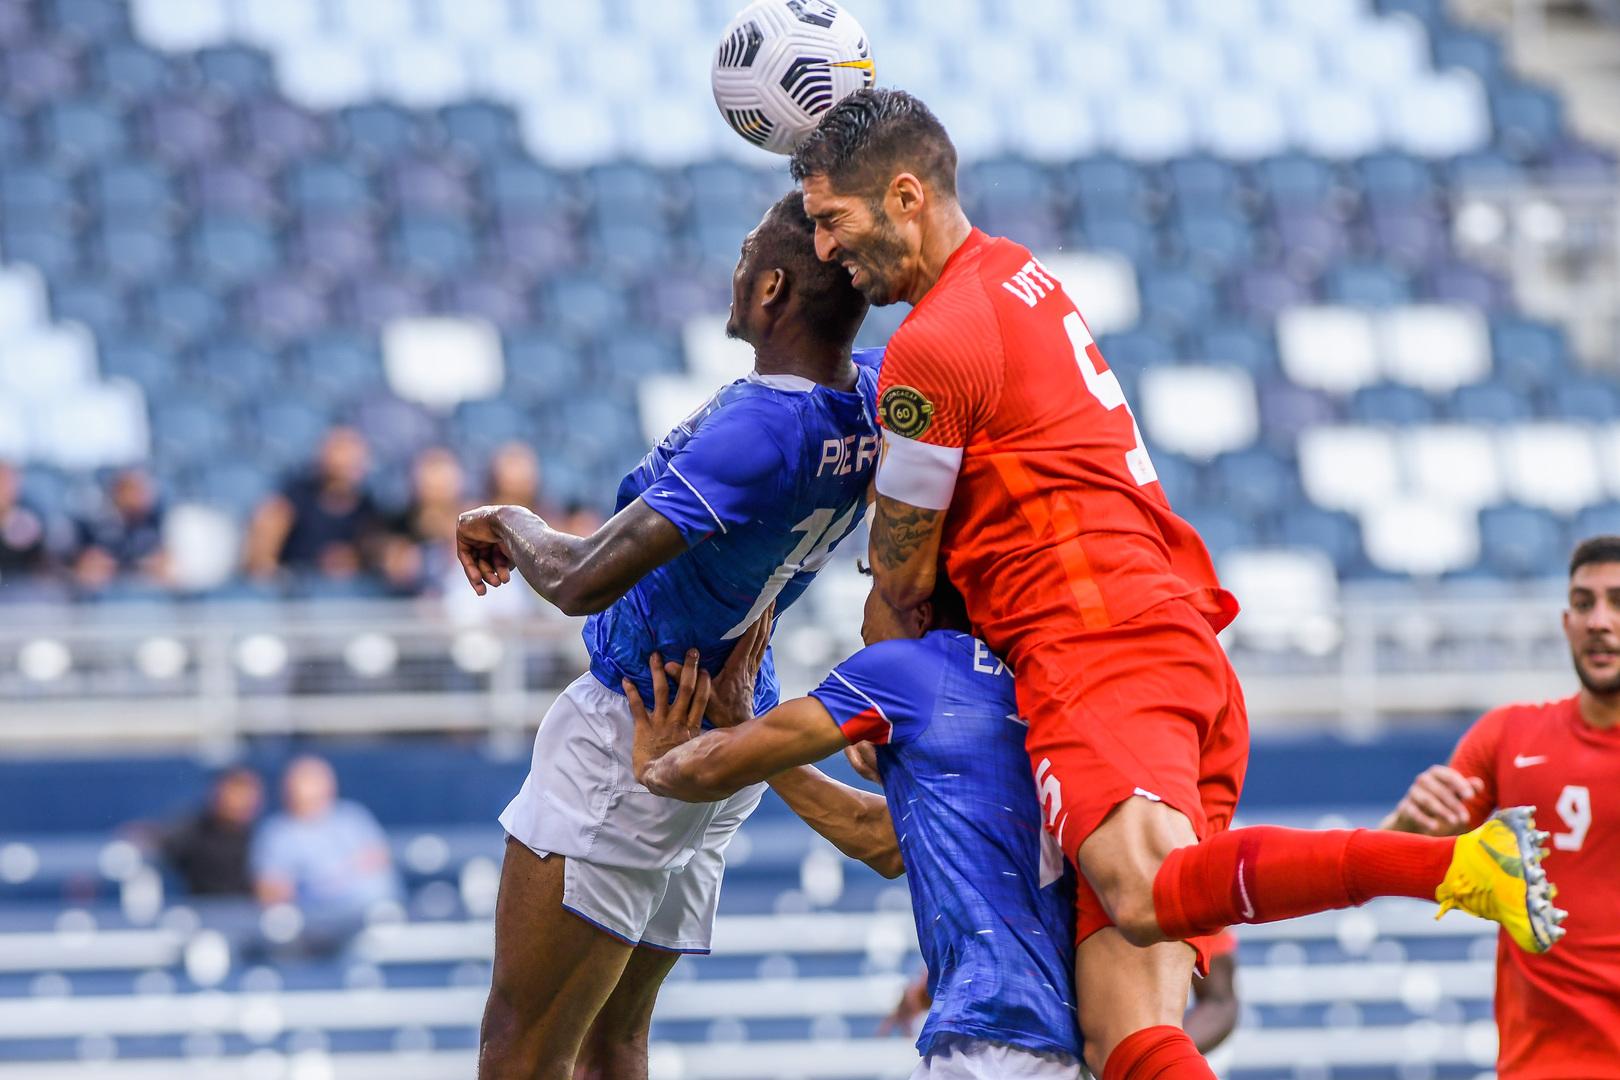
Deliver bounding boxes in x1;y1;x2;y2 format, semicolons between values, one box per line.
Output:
1237;857;1256;920
1483;841;1523;877
1514;755;1548;768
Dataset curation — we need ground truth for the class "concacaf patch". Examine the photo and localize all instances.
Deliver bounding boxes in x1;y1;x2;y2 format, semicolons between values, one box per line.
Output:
878;385;934;439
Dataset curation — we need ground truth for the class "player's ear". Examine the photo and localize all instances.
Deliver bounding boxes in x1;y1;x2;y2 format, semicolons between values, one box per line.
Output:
913;599;933;637
890;173;925;219
759;267;786;309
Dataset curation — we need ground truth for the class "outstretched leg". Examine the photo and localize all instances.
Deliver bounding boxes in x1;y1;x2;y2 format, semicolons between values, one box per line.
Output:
479;839;635;1080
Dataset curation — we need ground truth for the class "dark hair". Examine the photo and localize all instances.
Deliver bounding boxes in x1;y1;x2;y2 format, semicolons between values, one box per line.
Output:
928;570;971;634
789;88;958;201
1570;535;1620;576
751;190;867;343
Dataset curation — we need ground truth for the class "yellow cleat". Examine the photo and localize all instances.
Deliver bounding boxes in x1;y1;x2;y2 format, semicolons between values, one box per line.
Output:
1436;806;1567;954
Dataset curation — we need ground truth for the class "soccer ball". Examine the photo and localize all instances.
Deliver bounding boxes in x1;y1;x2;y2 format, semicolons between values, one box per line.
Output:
711;0;875;156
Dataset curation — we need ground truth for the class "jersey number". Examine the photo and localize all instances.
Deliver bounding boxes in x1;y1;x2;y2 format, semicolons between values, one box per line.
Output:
1553;785;1592;852
1062;312;1158;486
723;505;858;639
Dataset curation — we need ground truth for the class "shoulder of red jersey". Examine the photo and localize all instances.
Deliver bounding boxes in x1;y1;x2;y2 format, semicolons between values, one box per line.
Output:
1479;696;1579;728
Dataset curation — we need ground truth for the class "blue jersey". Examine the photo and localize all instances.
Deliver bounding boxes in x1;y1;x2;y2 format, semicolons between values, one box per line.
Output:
809;631;1081;1062
585;349;882;712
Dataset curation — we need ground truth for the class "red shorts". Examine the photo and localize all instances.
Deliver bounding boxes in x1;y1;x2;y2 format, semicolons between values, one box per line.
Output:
1016;597;1250;953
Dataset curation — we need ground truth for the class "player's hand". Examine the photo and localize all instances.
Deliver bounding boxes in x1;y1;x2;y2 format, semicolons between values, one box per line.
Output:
455;505;518;595
876;969;931;1036
1389;765;1483;834
627;650;712;780
708;604;773;728
845;741;881;785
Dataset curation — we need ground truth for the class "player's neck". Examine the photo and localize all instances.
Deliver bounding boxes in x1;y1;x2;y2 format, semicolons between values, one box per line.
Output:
903;205;974;306
1577;688;1620;730
753;340;857;392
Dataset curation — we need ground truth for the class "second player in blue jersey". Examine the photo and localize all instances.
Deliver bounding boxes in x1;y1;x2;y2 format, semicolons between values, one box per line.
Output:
630;575;1084;1078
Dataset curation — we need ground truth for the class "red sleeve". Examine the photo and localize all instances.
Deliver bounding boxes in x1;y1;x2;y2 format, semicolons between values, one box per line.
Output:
876;310;1002;450
1449;708;1508;828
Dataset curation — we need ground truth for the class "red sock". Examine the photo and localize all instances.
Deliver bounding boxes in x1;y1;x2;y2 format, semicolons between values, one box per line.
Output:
1151;826;1455;940
1102;1025;1217;1080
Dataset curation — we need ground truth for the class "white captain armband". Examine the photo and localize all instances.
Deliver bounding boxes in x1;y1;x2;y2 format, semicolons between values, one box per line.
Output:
874;429;961;511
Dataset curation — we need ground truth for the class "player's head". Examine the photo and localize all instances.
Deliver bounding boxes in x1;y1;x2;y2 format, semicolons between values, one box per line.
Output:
725;191;868;351
1565;535;1620;696
857;560;971;645
790;88;958;307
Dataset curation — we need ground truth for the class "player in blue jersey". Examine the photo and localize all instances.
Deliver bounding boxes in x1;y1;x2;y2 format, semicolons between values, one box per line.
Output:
630;572;1085;1079
454;193;880;1080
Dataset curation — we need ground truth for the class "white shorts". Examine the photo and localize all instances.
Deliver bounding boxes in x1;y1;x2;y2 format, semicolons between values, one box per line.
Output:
910;1037;1082;1080
498;672;765;952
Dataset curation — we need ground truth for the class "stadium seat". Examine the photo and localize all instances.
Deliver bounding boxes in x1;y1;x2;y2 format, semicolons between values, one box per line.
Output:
383;317;504;411
1199;89;1290;161
129;0;229;50
1387;71;1492;157
1479;504;1566;578
1349;384;1434;425
1381;305;1490;391
1219;547;1340;651
1361;498;1480;576
1298;426;1401;512
1139;366;1258;461
1291;86;1384;159
1107;88;1195;162
1448;381;1531;423
31;378;150;470
1405;425;1504;511
1498;424;1602;515
1334;16;1429;89
1040;253;1141;335
1278;307;1380;394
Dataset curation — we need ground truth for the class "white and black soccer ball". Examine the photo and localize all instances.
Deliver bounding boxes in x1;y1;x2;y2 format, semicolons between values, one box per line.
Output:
711;0;875;156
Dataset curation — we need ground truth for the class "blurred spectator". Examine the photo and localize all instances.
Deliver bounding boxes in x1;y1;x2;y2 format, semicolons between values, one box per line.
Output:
252;755;400;916
158;767;264;897
0;462;54;585
380;446;465;595
72;467;171;594
485;441;601;536
485;441;553;515
244;427;383;583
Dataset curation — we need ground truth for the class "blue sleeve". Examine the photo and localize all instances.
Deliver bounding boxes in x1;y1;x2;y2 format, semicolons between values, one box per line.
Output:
807;638;941;748
640;400;786;545
853;346;884;419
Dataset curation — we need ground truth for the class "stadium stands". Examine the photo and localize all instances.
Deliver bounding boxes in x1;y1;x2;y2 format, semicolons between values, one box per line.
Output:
0;739;1510;1079
0;0;1611;607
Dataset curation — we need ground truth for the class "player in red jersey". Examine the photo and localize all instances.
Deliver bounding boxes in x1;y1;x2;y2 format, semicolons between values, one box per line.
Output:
1384;535;1620;1079
790;88;1565;1080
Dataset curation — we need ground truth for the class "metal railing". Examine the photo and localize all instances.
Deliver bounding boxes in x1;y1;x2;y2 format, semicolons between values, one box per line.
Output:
0;580;1580;750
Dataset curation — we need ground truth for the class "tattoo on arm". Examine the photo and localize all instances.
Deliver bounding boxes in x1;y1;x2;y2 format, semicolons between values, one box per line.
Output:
871;500;942;571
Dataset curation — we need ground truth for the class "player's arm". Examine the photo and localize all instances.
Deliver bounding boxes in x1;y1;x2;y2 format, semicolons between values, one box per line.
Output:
1382;710;1500;834
1185;946;1239;1054
631;676;850;802
869;494;946;611
455;500;685;617
767;766;903;879
867;328;997;611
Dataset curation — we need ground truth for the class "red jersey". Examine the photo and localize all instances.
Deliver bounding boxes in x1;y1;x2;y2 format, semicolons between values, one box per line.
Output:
1450;696;1620;1079
873;229;1237;666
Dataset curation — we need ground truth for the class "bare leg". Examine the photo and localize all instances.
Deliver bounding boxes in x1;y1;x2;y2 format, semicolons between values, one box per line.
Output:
1074;928;1198;1078
479;838;635;1080
574;946;682;1080
1077;796;1198;947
